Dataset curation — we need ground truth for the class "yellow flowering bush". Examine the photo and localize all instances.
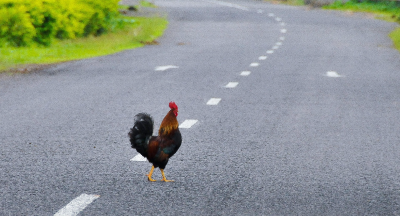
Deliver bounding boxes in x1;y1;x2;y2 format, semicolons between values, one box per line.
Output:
0;0;121;47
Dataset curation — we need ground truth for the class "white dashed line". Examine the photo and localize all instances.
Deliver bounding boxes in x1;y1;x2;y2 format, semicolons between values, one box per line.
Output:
225;82;239;88
280;22;286;26
207;98;222;105
275;17;282;22
155;65;179;71
258;56;267;60
276;42;283;46
280;29;287;33
272;45;279;50
54;194;100;216
240;71;251;76
268;13;275;17
130;154;147;161
250;62;259;67
257;9;263;13
326;71;343;78
179;119;198;128
280;36;285;40
266;50;274;54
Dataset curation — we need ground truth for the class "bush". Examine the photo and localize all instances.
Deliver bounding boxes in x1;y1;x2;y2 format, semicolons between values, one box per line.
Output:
0;4;36;46
0;0;122;47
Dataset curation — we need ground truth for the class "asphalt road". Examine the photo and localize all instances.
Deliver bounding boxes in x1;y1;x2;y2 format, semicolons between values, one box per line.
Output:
1;0;400;215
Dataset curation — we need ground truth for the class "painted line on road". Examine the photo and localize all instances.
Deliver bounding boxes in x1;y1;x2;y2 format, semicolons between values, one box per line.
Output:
155;65;179;71
257;9;263;14
179;119;198;129
258;56;267;60
280;29;287;33
268;13;275;17
204;0;249;11
225;82;239;88
272;45;279;50
280;22;286;26
280;36;285;41
250;62;259;67
276;42;283;46
207;98;222;105
266;50;274;54
275;17;282;22
131;154;147;162
54;194;100;216
326;71;343;78
240;71;251;76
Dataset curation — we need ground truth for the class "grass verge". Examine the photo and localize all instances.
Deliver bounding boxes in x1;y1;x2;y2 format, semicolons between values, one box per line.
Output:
389;27;400;51
323;1;400;22
140;0;157;8
0;16;168;73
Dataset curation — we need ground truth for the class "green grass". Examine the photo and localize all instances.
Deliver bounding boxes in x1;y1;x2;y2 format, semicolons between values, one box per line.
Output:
390;27;400;51
140;0;157;8
323;0;400;22
0;16;168;72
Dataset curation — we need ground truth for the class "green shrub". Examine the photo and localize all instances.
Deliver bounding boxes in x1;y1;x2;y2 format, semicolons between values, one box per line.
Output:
0;0;122;47
0;4;36;46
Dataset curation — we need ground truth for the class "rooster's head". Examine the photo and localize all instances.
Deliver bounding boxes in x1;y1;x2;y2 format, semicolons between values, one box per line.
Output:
169;101;178;117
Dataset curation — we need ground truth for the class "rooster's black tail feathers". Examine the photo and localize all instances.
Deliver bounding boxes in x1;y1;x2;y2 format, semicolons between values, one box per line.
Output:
129;113;154;157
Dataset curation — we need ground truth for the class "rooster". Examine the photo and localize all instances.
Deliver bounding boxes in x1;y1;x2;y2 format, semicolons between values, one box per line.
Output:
129;102;182;182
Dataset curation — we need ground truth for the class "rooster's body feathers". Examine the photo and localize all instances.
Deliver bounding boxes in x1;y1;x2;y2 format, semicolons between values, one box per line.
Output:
129;102;181;181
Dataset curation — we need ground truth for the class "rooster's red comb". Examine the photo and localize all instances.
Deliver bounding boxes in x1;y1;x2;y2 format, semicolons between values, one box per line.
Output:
169;101;178;110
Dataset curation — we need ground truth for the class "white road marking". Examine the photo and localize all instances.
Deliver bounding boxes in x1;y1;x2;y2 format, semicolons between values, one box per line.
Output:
250;62;259;67
326;71;343;78
130;154;147;161
266;50;274;54
204;0;249;11
280;36;285;40
207;98;222;105
155;65;179;71
281;29;287;33
258;56;267;60
268;13;275;17
225;82;239;88
257;9;263;13
179;119;198;128
276;42;283;46
272;45;279;50
240;71;251;76
54;194;100;216
275;17;282;22
280;22;286;26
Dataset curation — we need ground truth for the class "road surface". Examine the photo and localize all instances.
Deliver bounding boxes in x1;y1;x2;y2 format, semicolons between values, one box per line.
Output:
1;0;400;215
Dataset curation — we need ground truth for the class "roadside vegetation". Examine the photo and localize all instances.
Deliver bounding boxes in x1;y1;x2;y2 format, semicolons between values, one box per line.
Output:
389;26;400;51
139;0;157;8
324;0;400;22
0;0;167;73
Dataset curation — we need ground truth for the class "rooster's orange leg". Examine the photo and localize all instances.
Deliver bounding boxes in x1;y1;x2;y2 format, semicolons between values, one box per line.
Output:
147;166;156;182
160;169;174;182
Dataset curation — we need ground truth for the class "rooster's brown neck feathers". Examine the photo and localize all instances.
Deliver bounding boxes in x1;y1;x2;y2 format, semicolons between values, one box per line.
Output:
158;109;179;136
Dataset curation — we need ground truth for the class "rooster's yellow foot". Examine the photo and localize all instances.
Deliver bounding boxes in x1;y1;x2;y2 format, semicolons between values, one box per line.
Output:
147;165;156;182
147;175;157;182
160;169;174;182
